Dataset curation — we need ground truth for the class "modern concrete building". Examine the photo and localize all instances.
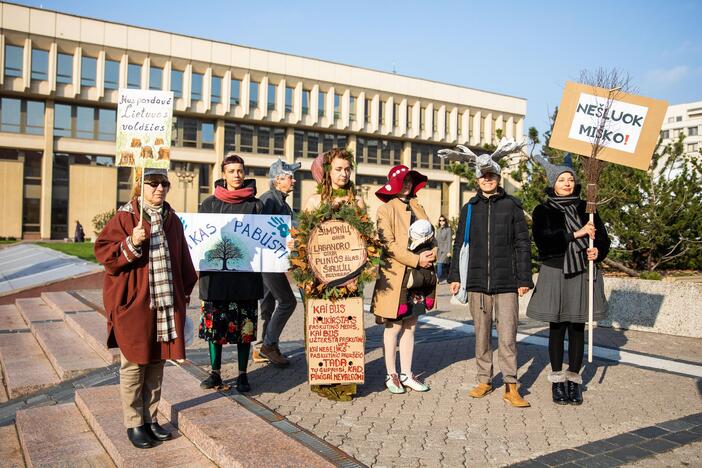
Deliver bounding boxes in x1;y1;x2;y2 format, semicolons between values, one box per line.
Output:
0;2;527;240
660;101;701;157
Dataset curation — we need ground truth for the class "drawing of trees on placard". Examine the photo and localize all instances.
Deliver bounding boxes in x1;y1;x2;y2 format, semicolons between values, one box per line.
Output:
205;236;243;271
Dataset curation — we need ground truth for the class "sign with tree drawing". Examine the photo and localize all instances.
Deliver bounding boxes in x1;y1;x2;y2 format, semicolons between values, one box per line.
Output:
178;213;291;272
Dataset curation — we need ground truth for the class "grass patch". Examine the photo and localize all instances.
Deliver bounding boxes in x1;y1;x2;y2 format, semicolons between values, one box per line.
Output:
36;242;97;263
0;240;17;244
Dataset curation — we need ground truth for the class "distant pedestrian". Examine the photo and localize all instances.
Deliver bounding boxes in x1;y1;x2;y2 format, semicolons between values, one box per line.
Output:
198;153;264;393
435;215;452;283
94;167;197;449
526;155;610;405
253;158;301;367
74;220;85;242
372;165;435;394
448;160;533;408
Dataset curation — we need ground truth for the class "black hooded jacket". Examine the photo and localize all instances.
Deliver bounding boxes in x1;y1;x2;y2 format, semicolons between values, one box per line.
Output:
448;188;534;294
198;178;264;301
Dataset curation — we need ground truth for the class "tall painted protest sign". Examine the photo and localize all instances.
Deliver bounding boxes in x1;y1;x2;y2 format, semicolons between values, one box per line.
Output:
116;89;174;169
178;213;291;273
549;81;668;170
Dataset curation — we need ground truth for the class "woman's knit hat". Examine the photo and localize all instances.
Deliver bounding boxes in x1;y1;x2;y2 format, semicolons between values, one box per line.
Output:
533;153;577;186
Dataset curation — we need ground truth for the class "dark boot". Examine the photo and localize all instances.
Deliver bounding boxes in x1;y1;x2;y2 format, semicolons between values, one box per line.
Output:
566;371;583;405
548;371;568;405
260;343;290;367
145;422;172;441
127;425;155;449
200;371;223;389
236;373;251;393
552;383;568;405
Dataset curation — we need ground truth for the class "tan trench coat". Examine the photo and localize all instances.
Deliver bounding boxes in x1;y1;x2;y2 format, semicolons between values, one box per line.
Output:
371;197;437;319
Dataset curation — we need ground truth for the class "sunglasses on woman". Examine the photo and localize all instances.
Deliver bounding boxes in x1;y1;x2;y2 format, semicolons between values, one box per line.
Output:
145;180;171;188
439;219;446;223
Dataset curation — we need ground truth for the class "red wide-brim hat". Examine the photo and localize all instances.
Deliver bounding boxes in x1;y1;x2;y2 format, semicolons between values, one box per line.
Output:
375;165;428;202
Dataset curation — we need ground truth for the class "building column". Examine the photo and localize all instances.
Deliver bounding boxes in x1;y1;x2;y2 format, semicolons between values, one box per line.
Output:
347;134;357;185
213;118;225;183
40;101;55;239
284;127;295;163
402;141;413;167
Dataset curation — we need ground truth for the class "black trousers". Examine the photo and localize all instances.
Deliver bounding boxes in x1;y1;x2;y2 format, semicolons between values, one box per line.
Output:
549;322;585;373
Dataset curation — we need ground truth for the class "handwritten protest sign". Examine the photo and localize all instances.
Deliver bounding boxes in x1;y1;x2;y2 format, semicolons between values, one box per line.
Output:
116;89;174;169
549;81;668;170
307;220;367;286
306;297;365;385
178;213;291;272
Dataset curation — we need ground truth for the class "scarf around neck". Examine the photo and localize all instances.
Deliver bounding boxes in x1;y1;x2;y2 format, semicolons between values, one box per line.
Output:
141;199;177;342
214;185;255;204
545;191;588;275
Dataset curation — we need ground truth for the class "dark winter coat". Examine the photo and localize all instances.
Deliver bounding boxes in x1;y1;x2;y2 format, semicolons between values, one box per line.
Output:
448;188;533;294
436;226;452;264
260;188;293;217
532;197;610;269
198;178;265;302
94;199;197;365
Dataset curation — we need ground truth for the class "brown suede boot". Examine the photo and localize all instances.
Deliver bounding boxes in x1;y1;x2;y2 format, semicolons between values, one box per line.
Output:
503;383;530;408
468;382;494;398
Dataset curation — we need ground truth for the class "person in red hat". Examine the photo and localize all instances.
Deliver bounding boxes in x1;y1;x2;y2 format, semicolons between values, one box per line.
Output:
371;165;436;394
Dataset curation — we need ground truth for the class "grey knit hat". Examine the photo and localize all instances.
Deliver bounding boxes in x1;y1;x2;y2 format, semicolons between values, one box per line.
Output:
268;158;301;179
533;153;577;186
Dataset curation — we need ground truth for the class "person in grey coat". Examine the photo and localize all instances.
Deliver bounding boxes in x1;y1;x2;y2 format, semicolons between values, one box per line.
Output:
435;215;452;283
254;158;301;367
526;155;610;406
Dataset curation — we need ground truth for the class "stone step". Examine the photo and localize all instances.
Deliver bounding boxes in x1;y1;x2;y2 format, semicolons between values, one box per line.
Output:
14;298;62;323
31;321;108;380
159;365;333;468
15;403;114;467
0;424;25;467
75;386;215;468
0;332;60;398
64;311;120;364
41;291;93;315
0;304;28;332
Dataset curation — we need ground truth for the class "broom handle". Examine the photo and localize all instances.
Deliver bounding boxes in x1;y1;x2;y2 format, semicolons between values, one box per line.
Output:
588;213;594;363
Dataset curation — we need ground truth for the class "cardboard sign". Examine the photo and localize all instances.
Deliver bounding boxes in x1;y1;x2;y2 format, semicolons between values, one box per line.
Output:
178;213;291;272
549;81;668;170
116;89;174;169
307;220;367;285
306;297;365;385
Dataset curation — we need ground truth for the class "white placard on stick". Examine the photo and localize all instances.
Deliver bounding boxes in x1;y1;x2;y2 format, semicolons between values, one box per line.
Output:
178;213;291;272
306;297;365;385
116;89;174;169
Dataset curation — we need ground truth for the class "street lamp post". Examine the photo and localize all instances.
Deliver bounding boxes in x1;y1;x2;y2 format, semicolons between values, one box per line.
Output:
175;168;196;212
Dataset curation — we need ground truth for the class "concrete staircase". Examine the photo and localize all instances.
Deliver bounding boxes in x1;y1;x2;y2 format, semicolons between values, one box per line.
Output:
0;292;117;400
0;291;348;467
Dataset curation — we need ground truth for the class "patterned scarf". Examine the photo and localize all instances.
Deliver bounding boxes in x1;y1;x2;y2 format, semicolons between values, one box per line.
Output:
142;200;177;342
545;194;588;275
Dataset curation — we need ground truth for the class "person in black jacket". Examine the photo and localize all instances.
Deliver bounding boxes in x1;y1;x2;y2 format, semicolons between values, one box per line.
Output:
449;163;533;407
526;157;610;405
253;158;300;367
198;153;264;393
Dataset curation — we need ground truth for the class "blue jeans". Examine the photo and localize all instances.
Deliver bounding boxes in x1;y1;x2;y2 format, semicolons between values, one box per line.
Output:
437;262;449;282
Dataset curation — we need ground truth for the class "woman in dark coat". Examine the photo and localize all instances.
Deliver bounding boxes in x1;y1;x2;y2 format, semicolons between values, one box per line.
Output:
526;159;610;405
95;167;197;449
198;153;264;393
435;215;452;283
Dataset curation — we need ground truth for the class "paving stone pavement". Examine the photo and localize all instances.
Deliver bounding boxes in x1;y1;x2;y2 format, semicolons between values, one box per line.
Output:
75;285;702;467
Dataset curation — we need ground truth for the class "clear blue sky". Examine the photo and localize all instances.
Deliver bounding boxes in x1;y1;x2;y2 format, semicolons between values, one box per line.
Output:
15;0;702;139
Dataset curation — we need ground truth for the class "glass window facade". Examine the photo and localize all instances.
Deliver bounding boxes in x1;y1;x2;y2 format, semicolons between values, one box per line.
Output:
302;90;310;115
224;122;285;155
4;45;23;79
31;49;49;81
172;117;216;149
0;98;45;134
250;81;259;108
267;83;276;111
318;91;326;118
294;130;347;158
349;96;356;120
211;76;222;103
53;104;115;140
334;93;340;119
81;56;97;87
149;66;162;90
57;53;73;84
191;72;203;101
104;60;119;90
230;78;241;105
171;69;183;97
285;86;294;113
356;137;402;165
127;63;141;89
413;143;449;170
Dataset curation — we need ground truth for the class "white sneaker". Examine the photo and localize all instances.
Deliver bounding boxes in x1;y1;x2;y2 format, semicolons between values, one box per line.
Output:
385;374;405;394
400;373;430;392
